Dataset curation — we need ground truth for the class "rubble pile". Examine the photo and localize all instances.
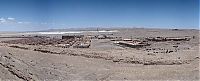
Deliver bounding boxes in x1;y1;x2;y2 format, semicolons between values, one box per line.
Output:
2;35;92;48
143;36;194;54
6;43;194;65
146;36;190;42
9;45;29;50
143;59;192;65
114;39;150;48
73;40;91;48
144;46;190;54
2;36;75;46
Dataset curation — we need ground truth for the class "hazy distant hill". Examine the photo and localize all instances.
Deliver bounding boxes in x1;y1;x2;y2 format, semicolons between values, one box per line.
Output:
33;27;198;32
39;27;129;32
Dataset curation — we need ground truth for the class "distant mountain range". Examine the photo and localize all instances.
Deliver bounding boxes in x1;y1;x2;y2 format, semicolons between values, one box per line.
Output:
27;27;198;32
37;27;132;32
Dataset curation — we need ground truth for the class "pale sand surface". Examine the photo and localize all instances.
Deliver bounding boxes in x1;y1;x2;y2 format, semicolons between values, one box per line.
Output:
0;28;199;81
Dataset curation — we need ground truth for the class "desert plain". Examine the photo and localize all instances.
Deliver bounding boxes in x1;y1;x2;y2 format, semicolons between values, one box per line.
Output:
0;28;199;81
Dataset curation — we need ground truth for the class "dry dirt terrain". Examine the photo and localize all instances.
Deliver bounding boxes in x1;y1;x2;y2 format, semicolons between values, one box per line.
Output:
0;28;199;81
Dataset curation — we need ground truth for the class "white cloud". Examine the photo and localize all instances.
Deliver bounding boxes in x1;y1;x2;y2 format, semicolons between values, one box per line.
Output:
7;17;15;20
18;21;31;24
0;18;6;23
18;22;23;24
0;17;15;24
0;17;31;25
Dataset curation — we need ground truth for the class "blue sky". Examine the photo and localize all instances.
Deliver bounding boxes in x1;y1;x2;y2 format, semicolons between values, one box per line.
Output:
0;0;199;31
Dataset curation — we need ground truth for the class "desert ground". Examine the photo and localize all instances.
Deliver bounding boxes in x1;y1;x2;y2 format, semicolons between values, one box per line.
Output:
0;28;199;81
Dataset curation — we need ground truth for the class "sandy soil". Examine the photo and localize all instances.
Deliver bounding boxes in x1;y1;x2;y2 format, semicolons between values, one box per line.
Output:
0;28;199;81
